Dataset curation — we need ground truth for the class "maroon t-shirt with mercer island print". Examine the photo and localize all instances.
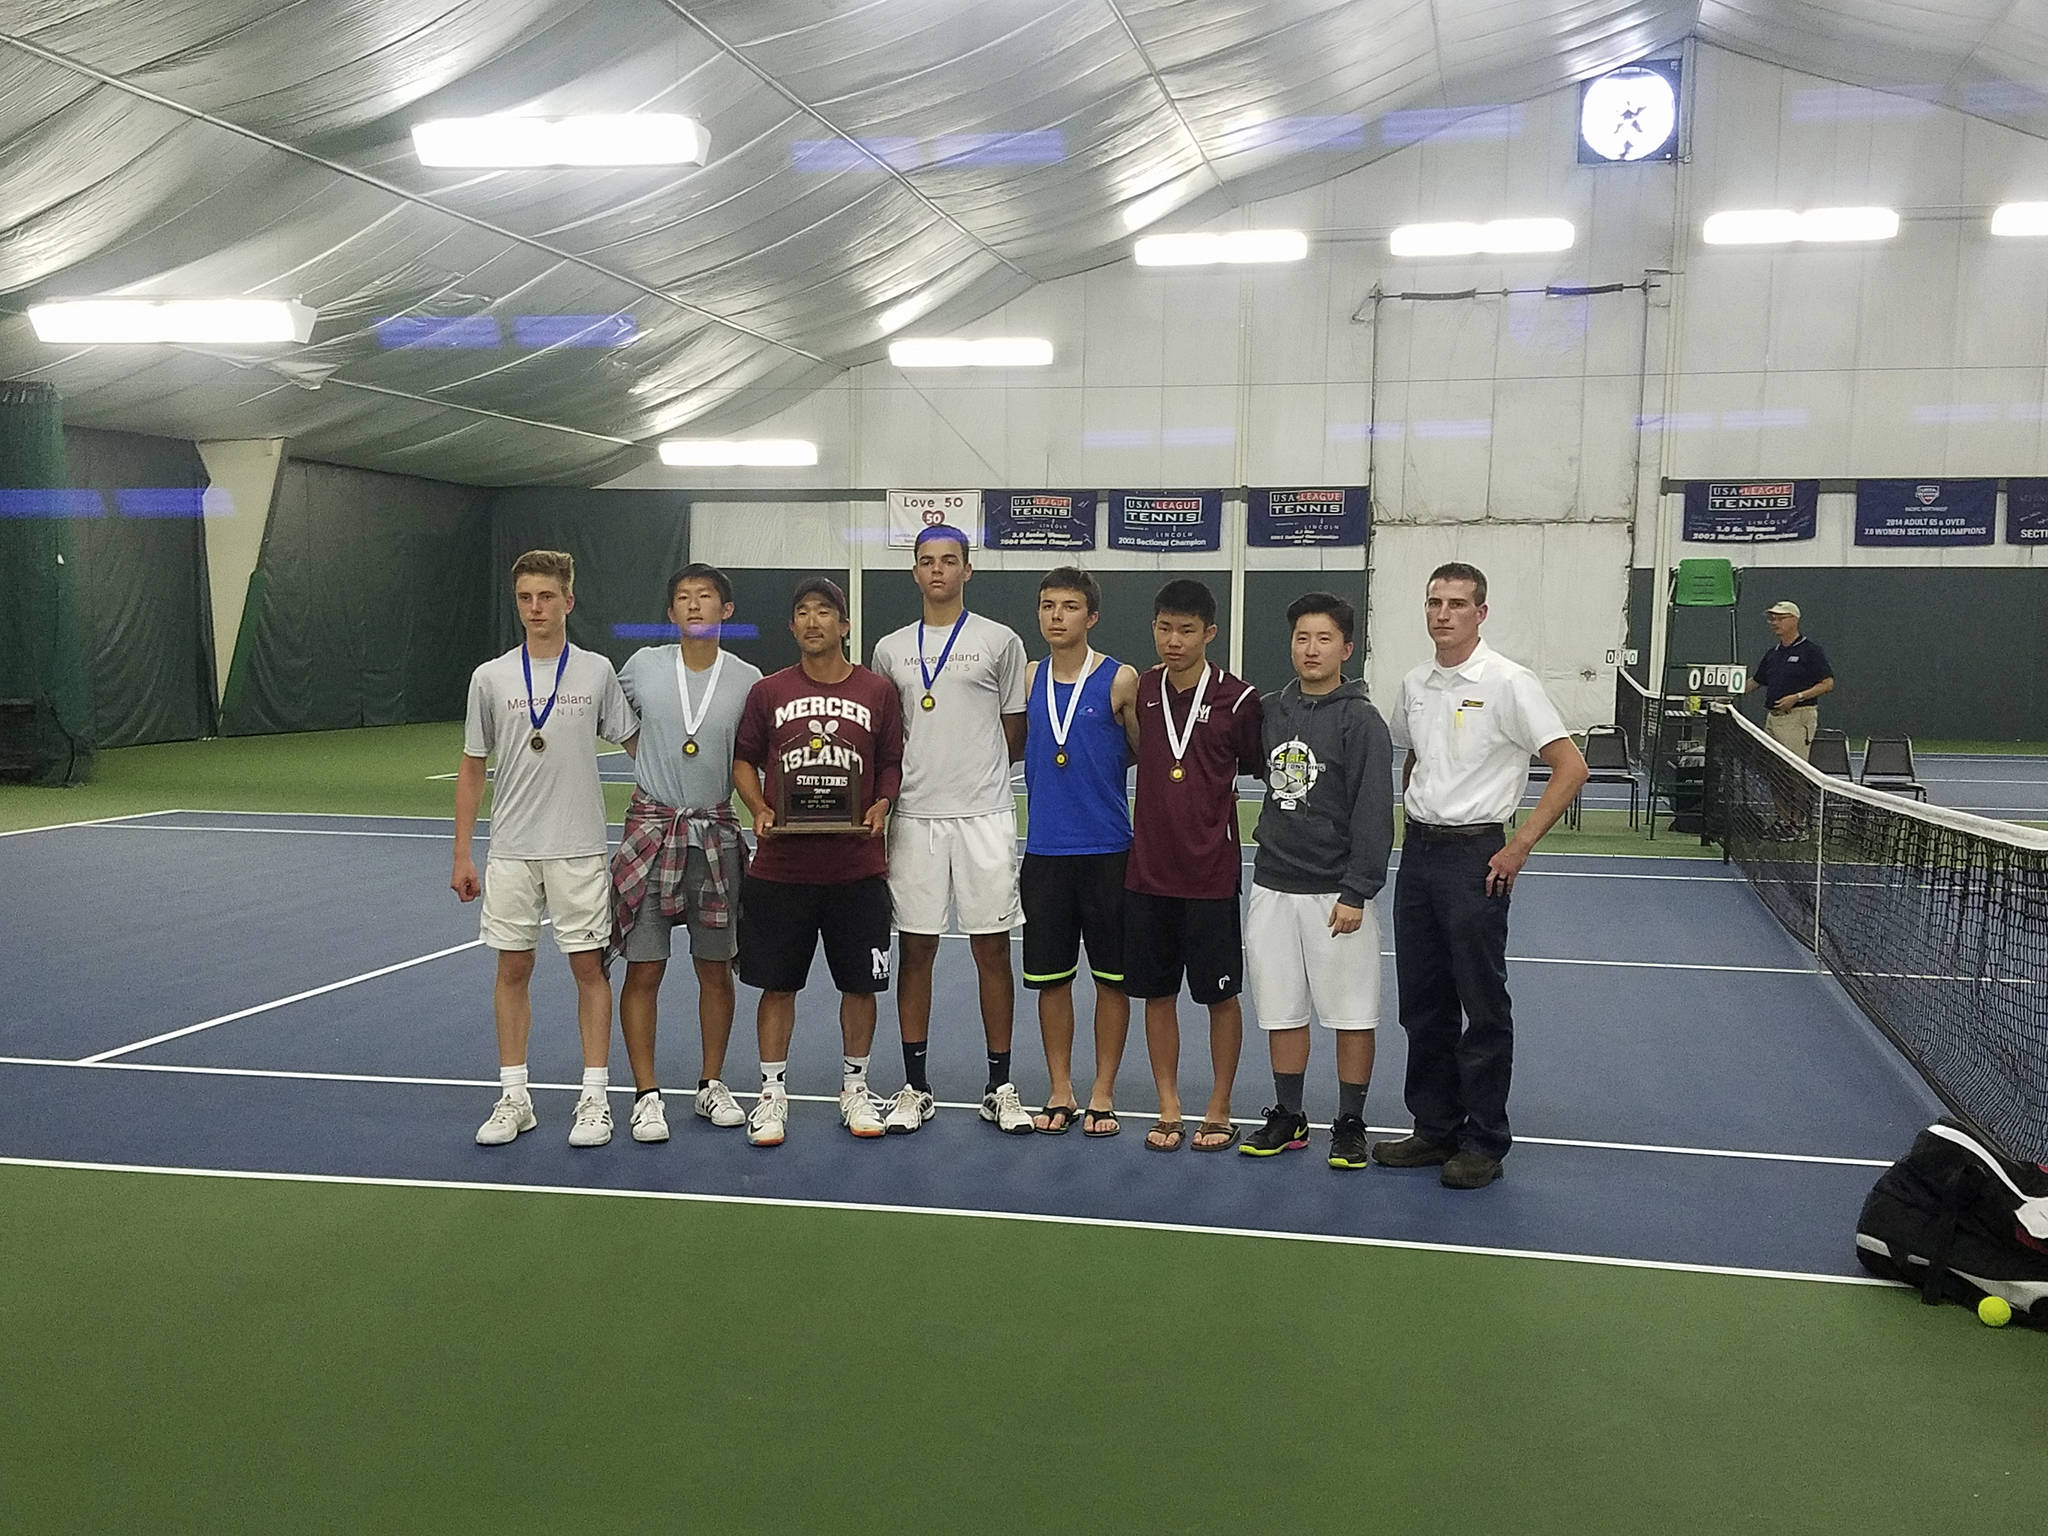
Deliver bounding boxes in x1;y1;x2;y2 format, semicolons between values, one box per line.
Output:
733;664;904;884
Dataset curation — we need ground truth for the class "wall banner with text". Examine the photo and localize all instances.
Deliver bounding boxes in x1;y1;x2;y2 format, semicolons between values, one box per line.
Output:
885;488;981;548
1679;480;1818;542
1108;489;1222;552
1247;486;1369;547
1853;479;1996;547
2006;479;2048;545
982;490;1096;551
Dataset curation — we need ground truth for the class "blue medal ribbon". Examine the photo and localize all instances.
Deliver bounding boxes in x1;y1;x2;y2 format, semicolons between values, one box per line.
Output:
917;611;969;708
522;641;571;739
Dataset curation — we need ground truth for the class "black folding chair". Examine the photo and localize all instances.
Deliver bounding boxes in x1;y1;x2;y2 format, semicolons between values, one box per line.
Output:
1860;734;1928;801
1581;724;1639;828
1808;729;1852;779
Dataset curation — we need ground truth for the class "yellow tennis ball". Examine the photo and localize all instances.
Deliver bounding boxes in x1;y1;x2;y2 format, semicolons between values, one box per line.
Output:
1978;1295;2012;1327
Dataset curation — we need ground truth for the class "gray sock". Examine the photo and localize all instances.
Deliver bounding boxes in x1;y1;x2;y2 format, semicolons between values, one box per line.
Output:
1338;1080;1368;1121
1274;1071;1305;1115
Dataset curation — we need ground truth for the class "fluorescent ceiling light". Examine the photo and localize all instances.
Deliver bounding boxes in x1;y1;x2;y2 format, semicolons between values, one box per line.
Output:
1702;206;1898;245
888;337;1053;368
1992;201;2048;236
1388;218;1575;257
1132;229;1309;266
27;298;316;344
412;114;708;168
657;439;817;468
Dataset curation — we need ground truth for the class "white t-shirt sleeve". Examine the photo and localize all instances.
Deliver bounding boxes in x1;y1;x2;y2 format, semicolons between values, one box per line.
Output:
1506;668;1571;755
463;667;492;759
997;629;1028;713
598;660;639;743
1387;674;1413;751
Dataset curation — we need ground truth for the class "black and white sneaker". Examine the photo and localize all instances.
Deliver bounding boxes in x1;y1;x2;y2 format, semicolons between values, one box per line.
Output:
1240;1105;1310;1157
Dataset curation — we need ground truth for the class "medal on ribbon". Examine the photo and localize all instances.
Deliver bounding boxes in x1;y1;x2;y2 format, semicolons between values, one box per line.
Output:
675;646;726;762
1045;649;1096;771
1160;663;1210;785
917;611;968;715
522;641;570;752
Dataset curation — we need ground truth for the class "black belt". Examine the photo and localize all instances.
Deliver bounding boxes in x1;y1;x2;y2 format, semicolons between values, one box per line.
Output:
1407;820;1503;840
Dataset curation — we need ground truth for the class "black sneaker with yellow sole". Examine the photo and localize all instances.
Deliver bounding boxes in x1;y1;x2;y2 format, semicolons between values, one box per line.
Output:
1327;1114;1370;1169
1240;1105;1310;1156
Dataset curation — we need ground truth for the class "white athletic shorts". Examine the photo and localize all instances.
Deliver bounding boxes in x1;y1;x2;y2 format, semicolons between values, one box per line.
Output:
481;854;612;954
1245;884;1381;1031
886;812;1022;935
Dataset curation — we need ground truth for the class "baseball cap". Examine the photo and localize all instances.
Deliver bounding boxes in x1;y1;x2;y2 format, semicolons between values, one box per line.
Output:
790;576;848;619
1765;600;1801;619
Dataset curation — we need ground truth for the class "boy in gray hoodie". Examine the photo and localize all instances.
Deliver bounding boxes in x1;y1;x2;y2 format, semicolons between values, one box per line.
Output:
1241;592;1396;1168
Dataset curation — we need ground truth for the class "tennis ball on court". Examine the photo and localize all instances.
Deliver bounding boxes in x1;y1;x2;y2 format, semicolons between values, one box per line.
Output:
1977;1295;2012;1327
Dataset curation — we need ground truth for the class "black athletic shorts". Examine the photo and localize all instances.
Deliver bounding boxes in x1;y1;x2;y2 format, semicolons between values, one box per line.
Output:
736;873;893;994
1020;850;1128;992
1122;889;1243;1004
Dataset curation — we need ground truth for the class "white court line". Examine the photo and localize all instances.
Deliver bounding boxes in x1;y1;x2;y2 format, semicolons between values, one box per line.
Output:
84;824;467;842
0;1056;1895;1170
0;807;184;840
78;939;487;1064
0;1154;1897;1289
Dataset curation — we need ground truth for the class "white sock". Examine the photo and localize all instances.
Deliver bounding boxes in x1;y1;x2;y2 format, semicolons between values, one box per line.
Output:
761;1060;788;1095
581;1066;607;1100
842;1053;869;1091
500;1065;530;1104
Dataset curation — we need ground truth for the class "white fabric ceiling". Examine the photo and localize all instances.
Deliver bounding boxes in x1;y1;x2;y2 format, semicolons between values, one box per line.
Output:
0;1;2035;485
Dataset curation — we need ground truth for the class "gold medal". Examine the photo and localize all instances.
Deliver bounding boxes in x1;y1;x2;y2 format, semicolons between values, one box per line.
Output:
920;693;935;711
529;734;546;753
682;739;699;757
1169;761;1184;781
1055;751;1068;767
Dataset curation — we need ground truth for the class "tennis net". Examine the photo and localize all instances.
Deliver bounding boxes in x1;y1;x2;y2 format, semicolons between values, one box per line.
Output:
1706;706;2048;1160
1615;668;1658;768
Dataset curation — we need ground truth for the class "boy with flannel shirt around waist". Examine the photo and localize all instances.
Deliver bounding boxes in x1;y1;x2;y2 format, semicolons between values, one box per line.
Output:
609;562;764;1143
454;549;640;1150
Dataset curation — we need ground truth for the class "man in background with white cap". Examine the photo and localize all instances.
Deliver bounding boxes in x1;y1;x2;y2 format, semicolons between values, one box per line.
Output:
1743;600;1834;760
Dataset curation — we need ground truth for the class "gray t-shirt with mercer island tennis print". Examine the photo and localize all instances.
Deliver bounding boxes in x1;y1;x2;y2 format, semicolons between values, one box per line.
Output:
870;611;1027;819
463;644;637;860
618;644;762;810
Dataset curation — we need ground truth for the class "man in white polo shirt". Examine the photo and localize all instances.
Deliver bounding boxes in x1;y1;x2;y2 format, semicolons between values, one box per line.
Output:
1372;562;1586;1190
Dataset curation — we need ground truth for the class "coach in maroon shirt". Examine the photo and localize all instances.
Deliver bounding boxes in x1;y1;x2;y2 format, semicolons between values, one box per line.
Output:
1125;579;1264;1152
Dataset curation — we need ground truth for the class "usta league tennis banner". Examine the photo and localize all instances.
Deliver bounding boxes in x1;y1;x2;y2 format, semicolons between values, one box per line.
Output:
2005;479;2048;545
885;489;980;548
1247;487;1369;547
982;490;1096;551
1679;480;1818;542
1108;489;1222;552
1853;479;1996;547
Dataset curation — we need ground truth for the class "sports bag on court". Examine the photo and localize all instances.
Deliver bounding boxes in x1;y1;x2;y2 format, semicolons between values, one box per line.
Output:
1855;1117;2048;1322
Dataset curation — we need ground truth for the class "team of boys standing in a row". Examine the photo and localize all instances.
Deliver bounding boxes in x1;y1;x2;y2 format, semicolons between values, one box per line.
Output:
453;526;1588;1189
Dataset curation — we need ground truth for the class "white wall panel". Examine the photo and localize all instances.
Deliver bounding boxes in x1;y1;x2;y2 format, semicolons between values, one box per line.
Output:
691;501;848;568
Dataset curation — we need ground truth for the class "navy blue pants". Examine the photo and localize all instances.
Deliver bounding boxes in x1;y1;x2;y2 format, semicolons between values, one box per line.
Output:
1393;826;1515;1159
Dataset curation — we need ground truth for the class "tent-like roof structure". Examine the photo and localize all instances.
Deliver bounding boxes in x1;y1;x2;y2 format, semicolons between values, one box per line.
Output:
1;1;2039;484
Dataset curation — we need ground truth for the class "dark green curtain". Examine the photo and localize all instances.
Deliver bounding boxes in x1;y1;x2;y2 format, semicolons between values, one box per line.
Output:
487;489;690;669
64;427;219;747
225;459;492;735
0;382;93;783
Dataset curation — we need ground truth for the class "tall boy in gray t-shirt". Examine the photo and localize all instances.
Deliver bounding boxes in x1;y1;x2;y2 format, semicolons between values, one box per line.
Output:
454;550;638;1150
610;563;763;1142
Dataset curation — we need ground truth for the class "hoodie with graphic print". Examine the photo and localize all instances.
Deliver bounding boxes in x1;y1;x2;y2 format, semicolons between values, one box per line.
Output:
1251;677;1395;909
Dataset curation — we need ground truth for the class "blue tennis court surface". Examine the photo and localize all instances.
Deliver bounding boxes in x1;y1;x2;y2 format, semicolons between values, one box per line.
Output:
1;809;1942;1280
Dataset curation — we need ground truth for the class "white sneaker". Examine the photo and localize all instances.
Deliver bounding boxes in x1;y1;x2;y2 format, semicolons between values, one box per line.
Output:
475;1094;536;1146
840;1083;886;1138
568;1093;613;1148
694;1080;746;1128
747;1089;788;1147
630;1092;670;1143
882;1085;935;1135
980;1081;1034;1135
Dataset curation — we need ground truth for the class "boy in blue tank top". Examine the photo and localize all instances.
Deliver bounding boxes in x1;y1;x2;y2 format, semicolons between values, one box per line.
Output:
1020;567;1141;1136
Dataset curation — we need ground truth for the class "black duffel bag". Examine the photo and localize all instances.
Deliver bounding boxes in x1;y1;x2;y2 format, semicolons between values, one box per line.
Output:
1855;1118;2048;1321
